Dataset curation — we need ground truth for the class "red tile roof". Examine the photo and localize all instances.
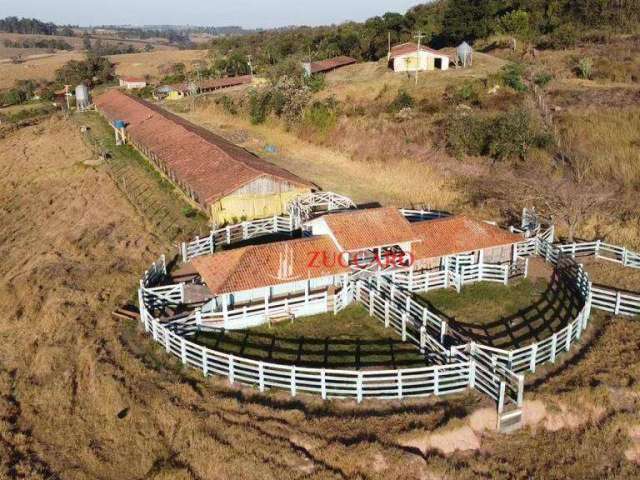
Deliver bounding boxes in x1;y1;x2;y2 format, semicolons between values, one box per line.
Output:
308;56;357;74
174;75;252;93
410;216;523;260
317;207;420;252
389;42;448;59
120;76;146;83
94;90;313;206
190;236;348;294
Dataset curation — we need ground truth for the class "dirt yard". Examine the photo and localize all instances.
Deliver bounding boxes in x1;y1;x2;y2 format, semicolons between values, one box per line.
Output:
1;117;640;479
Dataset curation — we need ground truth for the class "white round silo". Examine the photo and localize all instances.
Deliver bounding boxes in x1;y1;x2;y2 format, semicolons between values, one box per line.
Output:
75;84;91;111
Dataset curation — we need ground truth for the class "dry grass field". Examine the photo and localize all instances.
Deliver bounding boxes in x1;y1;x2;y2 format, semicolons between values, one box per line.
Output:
1;116;640;478
0;48;207;89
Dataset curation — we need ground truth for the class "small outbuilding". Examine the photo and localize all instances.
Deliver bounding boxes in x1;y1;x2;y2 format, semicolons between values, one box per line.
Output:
388;42;450;72
119;76;147;90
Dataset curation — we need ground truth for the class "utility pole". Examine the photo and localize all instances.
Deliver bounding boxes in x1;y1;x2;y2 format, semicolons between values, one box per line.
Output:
247;54;253;78
414;31;425;86
387;31;391;62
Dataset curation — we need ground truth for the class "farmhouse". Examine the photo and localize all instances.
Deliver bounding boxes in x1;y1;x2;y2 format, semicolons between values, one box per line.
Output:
119;76;147;89
95;89;314;224
177;207;524;327
302;56;357;76
388;42;450;72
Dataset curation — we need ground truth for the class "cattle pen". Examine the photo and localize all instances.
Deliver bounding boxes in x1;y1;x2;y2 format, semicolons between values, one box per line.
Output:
135;201;639;433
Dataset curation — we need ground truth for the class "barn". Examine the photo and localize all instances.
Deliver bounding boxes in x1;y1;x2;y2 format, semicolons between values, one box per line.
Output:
388;42;450;72
302;56;357;76
95;89;314;225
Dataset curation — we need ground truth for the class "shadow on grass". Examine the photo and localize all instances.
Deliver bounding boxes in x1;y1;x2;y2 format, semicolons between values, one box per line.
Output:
419;268;584;349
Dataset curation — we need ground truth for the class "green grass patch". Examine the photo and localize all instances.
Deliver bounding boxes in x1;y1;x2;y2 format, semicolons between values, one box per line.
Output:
192;305;427;370
420;278;549;326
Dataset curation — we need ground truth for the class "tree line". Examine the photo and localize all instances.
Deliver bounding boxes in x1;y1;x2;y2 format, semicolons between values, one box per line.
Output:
207;0;640;65
0;16;75;36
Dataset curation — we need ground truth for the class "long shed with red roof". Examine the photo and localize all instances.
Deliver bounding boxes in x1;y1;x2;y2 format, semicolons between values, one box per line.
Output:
94;89;314;224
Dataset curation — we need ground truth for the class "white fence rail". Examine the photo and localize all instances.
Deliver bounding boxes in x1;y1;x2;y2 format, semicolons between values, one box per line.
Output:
181;215;295;261
140;304;475;402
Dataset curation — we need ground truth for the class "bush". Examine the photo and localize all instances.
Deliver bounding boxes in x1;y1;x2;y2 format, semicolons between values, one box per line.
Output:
304;99;337;134
304;73;326;93
499;63;528;92
548;24;578;49
576;57;593;79
387;90;414;113
446;81;482;105
444;112;490;159
215;95;238;115
534;72;554;88
248;89;272;124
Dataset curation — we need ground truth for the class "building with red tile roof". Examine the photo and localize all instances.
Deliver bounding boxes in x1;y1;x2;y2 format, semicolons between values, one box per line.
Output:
95;89;313;224
303;56;357;75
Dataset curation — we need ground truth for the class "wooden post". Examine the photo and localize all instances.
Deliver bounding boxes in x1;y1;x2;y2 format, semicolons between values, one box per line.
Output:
369;292;375;316
180;337;187;365
434;366;439;395
401;313;407;342
529;344;537;372
321;369;327;399
228;355;235;384
258;362;265;392
469;360;476;389
384;300;390;328
201;347;208;376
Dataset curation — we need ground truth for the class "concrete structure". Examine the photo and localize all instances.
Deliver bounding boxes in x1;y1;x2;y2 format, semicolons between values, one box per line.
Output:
74;84;91;111
95;90;313;224
457;41;473;68
388;42;450;72
119;76;147;90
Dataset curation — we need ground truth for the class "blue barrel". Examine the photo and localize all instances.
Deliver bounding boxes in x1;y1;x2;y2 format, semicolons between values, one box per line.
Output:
113;120;126;129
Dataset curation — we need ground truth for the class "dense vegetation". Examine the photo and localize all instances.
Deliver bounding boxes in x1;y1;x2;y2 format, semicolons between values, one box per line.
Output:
0;16;73;36
3;38;73;50
207;0;640;66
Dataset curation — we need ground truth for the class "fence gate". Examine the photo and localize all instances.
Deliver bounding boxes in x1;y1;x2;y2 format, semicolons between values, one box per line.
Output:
447;254;475;274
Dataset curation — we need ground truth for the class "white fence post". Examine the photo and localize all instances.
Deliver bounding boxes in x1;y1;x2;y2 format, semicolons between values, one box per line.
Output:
229;355;235;384
180;337;187;365
434;366;440;395
357;373;363;403
384;300;390;328
529;344;538;372
469;360;476;389
565;323;573;351
440;320;447;344
258;362;265;392
550;334;557;362
321;369;327;399
401;313;407;342
397;371;403;399
420;326;426;353
201;347;208;376
181;242;188;262
290;366;296;396
614;291;621;315
369;292;375;316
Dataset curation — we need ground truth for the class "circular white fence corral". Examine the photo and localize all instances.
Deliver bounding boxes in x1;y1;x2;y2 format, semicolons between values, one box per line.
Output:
138;209;639;431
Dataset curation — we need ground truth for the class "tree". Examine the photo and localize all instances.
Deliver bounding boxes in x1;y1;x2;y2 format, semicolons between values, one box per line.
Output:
442;0;503;44
496;10;532;50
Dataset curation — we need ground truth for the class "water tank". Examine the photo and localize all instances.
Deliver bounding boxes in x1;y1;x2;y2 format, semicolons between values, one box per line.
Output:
75;84;90;110
457;42;473;68
113;120;126;129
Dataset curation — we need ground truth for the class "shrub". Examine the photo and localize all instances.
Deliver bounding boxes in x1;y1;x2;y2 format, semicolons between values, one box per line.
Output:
548;24;578;49
387;90;414;113
488;108;550;161
444;112;490;159
248;88;272;124
446;81;482;106
500;63;528;92
304;73;326;93
576;57;593;79
534;72;554;88
304;99;337;134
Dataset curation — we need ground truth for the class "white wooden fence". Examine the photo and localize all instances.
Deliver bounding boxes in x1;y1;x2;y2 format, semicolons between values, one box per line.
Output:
182;215;295;261
398;207;451;222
